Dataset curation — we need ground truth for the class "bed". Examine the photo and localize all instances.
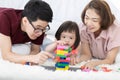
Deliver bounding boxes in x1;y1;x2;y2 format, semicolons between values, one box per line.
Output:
0;58;120;80
0;0;120;80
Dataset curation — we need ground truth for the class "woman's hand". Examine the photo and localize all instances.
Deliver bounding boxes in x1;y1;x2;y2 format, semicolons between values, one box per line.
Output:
83;61;98;70
70;56;80;65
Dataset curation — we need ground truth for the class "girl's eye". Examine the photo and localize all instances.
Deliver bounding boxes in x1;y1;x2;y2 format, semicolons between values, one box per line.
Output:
62;36;66;38
70;37;73;39
63;36;66;38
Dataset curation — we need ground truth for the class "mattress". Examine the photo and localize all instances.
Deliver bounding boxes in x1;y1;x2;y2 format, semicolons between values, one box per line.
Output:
0;58;120;80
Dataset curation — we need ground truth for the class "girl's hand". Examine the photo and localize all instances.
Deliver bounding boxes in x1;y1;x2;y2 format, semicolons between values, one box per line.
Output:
56;40;67;46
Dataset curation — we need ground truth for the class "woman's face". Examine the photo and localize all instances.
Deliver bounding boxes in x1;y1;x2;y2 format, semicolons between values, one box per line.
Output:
60;31;76;47
84;8;101;33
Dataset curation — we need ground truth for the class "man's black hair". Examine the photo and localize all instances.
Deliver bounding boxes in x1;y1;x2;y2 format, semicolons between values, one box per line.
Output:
22;0;53;22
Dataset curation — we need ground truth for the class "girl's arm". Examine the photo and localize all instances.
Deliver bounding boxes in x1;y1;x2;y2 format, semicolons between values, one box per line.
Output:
45;40;67;52
45;41;57;52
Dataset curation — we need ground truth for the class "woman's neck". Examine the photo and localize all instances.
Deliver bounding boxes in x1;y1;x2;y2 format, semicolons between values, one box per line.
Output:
94;29;102;38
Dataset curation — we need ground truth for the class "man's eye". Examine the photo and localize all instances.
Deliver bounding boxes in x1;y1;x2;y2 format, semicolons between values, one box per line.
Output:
36;28;41;30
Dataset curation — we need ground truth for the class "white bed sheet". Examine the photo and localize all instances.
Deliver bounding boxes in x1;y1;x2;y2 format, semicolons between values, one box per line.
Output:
0;58;120;80
0;0;120;80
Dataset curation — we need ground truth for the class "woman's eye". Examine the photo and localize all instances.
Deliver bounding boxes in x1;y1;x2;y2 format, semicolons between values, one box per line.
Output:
93;20;98;22
85;17;88;20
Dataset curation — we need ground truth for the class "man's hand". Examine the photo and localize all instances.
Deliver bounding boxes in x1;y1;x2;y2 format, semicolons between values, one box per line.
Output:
31;51;54;65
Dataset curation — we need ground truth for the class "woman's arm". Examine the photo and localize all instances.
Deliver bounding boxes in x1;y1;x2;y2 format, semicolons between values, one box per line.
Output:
70;42;92;65
100;47;119;64
78;42;92;62
84;47;119;69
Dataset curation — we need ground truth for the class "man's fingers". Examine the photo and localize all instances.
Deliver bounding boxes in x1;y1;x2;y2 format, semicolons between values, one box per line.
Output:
43;51;54;59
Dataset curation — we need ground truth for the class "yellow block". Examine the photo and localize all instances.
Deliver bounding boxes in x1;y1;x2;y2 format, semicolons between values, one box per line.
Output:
56;50;68;55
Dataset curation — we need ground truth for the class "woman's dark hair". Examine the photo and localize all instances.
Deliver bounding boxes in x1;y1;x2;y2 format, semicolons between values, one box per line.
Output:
81;0;115;30
22;0;53;22
55;21;80;49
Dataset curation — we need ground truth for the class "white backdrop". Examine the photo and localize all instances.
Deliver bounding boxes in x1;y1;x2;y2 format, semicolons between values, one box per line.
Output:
0;0;120;36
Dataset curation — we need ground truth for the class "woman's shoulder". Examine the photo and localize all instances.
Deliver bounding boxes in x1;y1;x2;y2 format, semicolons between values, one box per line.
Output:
107;20;120;36
79;23;87;31
111;20;120;28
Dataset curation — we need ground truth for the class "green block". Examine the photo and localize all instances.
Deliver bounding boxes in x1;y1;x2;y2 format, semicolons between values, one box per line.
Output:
56;54;66;58
57;63;69;66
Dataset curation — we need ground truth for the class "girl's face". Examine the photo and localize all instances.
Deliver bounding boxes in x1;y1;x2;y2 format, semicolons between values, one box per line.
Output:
84;8;101;34
60;31;76;47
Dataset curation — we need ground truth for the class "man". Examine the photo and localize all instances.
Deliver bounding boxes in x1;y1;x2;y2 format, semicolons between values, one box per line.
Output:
0;0;53;65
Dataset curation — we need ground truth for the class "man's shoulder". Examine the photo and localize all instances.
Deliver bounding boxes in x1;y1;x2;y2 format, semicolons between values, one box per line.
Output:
0;7;14;12
0;7;23;15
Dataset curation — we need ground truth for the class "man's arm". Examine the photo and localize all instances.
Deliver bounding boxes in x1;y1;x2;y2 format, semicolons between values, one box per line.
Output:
30;43;41;55
0;33;34;63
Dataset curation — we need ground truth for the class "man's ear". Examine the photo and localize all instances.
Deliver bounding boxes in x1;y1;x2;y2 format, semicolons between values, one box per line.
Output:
22;17;29;24
21;17;29;31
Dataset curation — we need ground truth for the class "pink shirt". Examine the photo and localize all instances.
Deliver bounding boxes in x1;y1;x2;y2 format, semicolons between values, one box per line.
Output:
80;20;120;59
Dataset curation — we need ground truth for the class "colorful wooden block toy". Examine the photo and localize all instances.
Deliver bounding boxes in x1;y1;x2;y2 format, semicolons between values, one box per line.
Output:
55;45;72;70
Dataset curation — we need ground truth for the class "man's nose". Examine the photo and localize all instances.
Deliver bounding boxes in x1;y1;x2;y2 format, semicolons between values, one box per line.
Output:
35;32;42;37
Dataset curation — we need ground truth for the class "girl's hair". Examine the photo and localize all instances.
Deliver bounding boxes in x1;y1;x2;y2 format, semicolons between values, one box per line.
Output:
55;21;80;49
81;0;115;30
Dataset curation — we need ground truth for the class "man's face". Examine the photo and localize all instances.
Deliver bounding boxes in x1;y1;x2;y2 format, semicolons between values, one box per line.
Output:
26;19;49;40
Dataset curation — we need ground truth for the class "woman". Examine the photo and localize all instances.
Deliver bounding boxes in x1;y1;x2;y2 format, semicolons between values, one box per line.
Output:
71;0;120;69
